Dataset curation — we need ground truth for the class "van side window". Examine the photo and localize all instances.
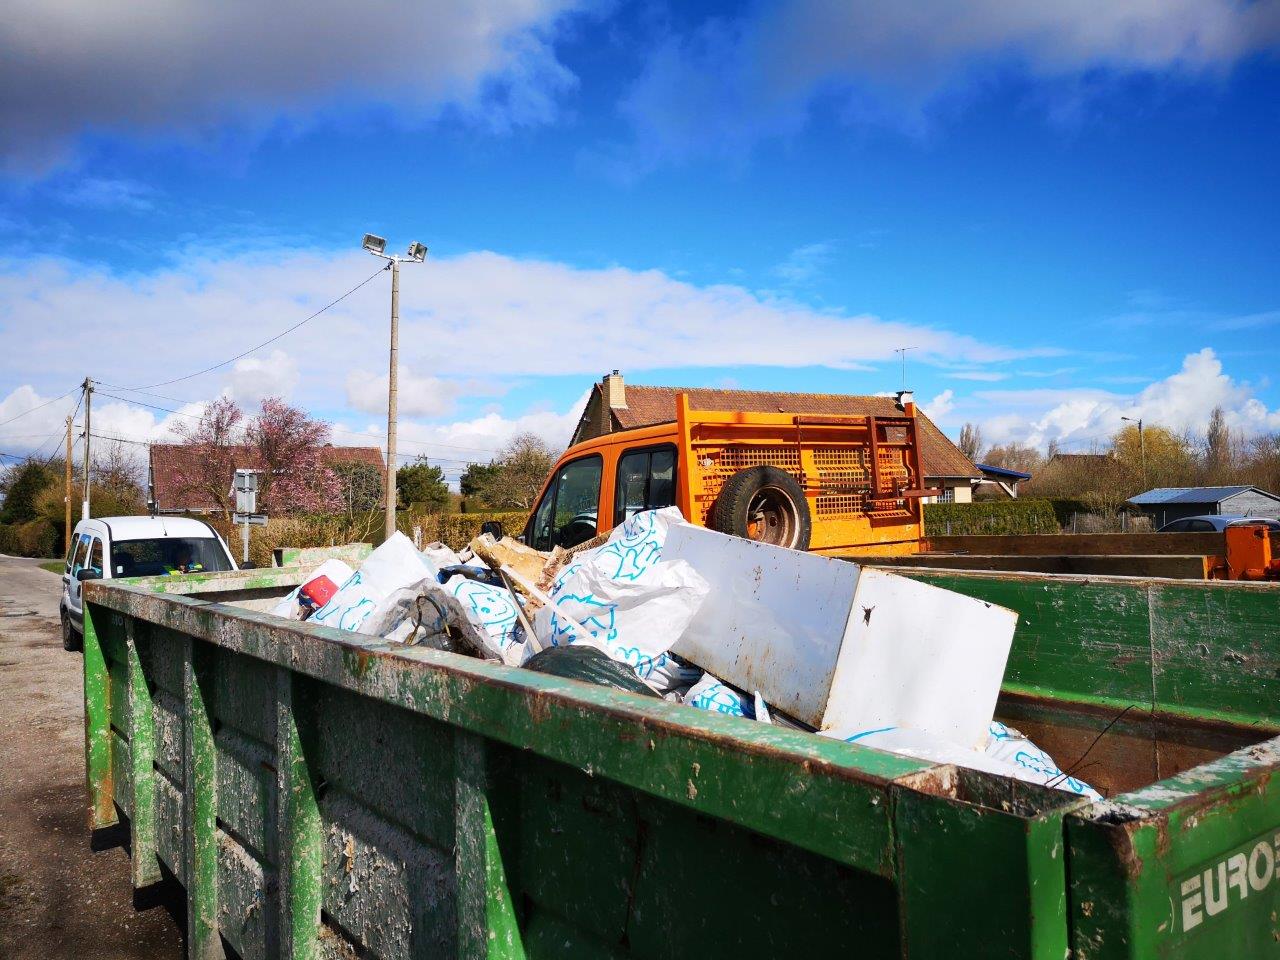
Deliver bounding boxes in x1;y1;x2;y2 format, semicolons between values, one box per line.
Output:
528;455;603;551
88;538;104;576
70;534;90;575
614;445;677;525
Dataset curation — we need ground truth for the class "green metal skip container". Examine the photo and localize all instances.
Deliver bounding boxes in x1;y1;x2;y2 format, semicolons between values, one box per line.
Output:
81;565;1280;958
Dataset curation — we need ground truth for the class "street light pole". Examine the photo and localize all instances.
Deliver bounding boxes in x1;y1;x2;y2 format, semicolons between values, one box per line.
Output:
81;377;93;520
362;235;427;541
386;256;400;541
1122;416;1146;487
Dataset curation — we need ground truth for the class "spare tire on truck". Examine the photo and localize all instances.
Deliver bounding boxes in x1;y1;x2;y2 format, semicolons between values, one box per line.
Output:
711;465;812;550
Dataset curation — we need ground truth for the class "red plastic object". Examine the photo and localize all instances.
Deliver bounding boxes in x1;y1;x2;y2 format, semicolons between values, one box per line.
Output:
299;575;339;608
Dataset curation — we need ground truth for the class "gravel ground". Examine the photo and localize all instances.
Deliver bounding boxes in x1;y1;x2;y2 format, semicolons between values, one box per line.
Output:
0;554;184;959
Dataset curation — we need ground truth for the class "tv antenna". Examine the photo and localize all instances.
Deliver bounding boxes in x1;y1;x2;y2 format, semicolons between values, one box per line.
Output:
894;346;917;390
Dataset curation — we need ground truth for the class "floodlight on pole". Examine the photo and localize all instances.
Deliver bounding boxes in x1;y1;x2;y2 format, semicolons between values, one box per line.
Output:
362;233;429;540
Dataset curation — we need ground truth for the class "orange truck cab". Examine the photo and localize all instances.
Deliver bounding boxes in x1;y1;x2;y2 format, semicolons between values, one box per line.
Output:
522;392;933;556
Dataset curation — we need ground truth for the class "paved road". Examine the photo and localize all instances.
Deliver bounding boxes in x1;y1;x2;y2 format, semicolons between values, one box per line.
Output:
0;555;184;959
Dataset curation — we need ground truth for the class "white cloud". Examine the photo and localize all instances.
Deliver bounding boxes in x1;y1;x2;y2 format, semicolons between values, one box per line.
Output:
0;0;584;170
772;241;836;286
922;389;955;420
619;0;1280;162
0;246;1044;418
977;348;1280;448
333;391;588;482
226;350;299;404
345;366;466;419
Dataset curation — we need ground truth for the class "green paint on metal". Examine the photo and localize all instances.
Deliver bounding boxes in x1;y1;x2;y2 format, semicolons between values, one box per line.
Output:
894;768;1081;959
276;668;322;960
80;568;1280;958
184;640;220;959
126;619;161;888
455;731;525;958
82;602;117;830
1068;739;1280;958
902;570;1280;729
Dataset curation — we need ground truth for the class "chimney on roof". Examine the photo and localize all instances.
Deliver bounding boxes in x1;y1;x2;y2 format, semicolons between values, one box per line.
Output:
604;370;627;410
596;370;626;437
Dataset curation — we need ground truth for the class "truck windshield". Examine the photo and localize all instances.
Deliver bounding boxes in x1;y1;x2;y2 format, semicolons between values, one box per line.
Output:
110;537;232;577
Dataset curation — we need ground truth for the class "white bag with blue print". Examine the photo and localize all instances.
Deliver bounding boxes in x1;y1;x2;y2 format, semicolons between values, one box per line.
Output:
309;532;436;634
821;722;1102;800
440;574;527;664
529;508;709;690
682;673;755;718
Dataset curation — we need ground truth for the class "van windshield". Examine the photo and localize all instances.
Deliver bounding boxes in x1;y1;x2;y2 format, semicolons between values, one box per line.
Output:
110;537;232;577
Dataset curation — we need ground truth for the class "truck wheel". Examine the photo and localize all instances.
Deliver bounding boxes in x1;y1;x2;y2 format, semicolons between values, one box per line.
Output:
61;612;80;652
712;466;812;550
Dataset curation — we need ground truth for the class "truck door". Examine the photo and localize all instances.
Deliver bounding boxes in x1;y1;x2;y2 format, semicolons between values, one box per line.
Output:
526;454;603;551
614;444;677;526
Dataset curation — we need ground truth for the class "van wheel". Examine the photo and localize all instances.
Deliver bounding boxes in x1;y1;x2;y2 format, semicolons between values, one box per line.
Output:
712;466;812;550
61;612;81;652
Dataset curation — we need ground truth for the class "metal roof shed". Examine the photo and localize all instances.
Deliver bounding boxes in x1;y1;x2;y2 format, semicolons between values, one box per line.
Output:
1126;484;1280;527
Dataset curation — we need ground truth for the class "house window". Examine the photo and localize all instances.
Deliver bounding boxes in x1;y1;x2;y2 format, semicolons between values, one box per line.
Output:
937;485;955;504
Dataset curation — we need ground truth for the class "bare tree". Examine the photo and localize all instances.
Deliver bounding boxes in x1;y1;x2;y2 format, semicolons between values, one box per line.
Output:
479;433;559;510
958;423;984;462
172;396;243;517
1203;406;1232;481
981;442;1044;474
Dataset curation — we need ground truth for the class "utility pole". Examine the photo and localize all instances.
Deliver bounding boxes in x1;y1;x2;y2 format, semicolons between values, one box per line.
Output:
362;234;427;541
64;416;73;548
1121;416;1146;488
387;256;399;541
81;377;93;521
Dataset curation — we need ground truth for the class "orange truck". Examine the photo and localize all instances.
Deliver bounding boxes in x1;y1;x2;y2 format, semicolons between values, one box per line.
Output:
519;392;933;556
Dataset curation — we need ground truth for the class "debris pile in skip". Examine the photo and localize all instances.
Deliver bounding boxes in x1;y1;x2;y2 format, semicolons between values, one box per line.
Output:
270;508;1099;800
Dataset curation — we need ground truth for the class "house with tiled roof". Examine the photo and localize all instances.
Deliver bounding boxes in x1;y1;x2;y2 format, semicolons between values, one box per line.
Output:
149;443;384;513
570;371;981;503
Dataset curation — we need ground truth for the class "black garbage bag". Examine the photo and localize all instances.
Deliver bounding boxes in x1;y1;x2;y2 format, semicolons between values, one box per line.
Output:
523;644;660;698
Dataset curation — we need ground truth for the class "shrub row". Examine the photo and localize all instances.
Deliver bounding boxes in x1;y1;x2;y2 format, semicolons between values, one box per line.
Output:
0;518;58;558
923;499;1059;537
202;509;532;568
397;510;528;551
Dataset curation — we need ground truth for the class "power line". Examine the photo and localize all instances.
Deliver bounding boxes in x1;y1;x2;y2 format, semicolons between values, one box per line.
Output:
93;390;502;458
0;385;79;429
105;265;388;392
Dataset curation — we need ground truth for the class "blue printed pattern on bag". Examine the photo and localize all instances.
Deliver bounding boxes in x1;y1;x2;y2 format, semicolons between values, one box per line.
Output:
450;578;520;650
688;681;754;718
596;510;665;581
988;722;1094;796
311;571;373;631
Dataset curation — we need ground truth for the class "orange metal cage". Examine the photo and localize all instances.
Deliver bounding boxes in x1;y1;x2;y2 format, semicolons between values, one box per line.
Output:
674;395;928;556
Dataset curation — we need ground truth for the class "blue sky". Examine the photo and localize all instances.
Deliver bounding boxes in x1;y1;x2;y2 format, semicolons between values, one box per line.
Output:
2;1;1280;479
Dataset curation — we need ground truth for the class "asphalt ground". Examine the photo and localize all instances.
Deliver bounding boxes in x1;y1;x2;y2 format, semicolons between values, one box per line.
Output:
0;554;184;959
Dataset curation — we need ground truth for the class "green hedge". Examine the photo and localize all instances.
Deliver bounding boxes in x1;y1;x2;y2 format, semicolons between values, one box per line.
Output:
397;511;528;550
0;518;58;558
924;499;1059;536
1042;498;1091;526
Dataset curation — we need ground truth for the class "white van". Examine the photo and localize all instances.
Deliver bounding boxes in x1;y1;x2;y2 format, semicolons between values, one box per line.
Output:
61;516;237;650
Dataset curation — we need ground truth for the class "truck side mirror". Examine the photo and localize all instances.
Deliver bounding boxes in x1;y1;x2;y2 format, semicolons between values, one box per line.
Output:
480;520;505;540
77;568;101;582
